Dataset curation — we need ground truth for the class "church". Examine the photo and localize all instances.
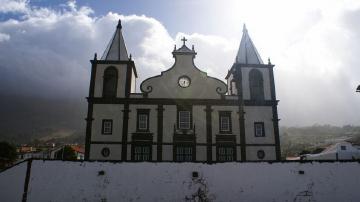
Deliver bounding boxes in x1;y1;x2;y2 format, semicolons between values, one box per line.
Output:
84;20;281;162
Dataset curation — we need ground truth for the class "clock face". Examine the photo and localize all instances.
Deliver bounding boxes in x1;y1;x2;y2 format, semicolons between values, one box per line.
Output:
178;76;191;88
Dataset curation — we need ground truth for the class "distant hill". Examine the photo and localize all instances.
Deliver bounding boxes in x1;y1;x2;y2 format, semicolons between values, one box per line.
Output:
280;125;360;158
0;94;86;145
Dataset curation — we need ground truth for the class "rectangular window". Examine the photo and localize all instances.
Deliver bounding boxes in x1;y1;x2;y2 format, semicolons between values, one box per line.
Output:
179;111;191;129
133;145;151;161
219;111;232;133
137;109;150;132
138;114;148;130
102;119;113;135
341;146;346;150
254;122;265;137
217;146;234;162
175;146;193;162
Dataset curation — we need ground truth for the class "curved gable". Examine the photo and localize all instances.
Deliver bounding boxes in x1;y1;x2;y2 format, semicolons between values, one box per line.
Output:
140;45;227;99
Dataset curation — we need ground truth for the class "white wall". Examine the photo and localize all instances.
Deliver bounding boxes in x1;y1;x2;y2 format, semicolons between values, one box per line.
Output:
0;162;27;202
246;146;276;160
3;160;360;202
91;104;124;142
89;144;122;160
244;106;275;144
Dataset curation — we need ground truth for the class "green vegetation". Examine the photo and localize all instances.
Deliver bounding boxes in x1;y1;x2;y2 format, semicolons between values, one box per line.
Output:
280;125;360;159
55;146;77;160
0;141;17;169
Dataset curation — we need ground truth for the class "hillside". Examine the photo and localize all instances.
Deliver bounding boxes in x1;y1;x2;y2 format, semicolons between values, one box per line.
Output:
280;125;360;158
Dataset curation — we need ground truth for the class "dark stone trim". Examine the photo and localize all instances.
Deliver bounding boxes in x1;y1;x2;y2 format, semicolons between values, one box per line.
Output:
245;144;276;146
205;105;213;163
91;141;123;144
22;159;32;202
218;111;232;134
156;105;164;161
234;65;247;161
125;64;132;98
21;158;360;164
136;109;150;132
132;133;153;141
121;105;130;160
225;63;275;79
89;141;275;147
269;65;281;160
173;134;196;143
216;135;236;143
90;59;137;80
88;97;278;106
85;59;97;160
91;60;134;65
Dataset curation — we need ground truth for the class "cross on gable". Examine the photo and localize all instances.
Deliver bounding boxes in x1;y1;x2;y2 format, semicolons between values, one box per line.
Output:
181;37;187;46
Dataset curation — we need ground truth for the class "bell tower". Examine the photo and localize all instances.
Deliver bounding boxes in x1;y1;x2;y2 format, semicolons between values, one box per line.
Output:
225;24;281;160
85;20;138;160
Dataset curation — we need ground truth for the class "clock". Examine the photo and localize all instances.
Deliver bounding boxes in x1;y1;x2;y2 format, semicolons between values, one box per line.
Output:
178;76;191;88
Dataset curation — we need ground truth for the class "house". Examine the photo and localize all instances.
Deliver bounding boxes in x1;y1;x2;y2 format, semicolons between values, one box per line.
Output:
49;145;84;160
301;142;360;160
70;145;85;160
85;21;281;162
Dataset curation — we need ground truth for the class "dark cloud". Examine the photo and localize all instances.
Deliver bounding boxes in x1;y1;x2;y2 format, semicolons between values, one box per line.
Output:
0;1;360;143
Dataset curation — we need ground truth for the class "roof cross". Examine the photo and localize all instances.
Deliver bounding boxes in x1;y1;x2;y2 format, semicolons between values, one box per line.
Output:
181;37;187;46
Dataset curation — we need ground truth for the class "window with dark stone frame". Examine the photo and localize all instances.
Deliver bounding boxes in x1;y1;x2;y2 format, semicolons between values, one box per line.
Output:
102;119;113;135
217;146;235;162
177;105;192;130
137;109;150;132
257;150;265;159
249;69;264;101
254;122;265;137
101;147;110;157
175;145;193;162
102;66;118;98
133;145;151;161
219;111;232;133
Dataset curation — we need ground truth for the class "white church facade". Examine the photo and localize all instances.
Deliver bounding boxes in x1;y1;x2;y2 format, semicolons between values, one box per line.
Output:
85;20;281;162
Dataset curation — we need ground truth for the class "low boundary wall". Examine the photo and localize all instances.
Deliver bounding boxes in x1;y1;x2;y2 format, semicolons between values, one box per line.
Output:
1;159;360;201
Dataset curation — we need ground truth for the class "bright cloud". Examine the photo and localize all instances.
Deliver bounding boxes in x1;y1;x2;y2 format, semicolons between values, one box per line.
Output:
0;0;359;128
0;0;28;13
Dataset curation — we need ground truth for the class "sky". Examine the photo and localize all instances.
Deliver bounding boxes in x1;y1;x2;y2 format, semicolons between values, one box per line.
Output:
0;0;360;128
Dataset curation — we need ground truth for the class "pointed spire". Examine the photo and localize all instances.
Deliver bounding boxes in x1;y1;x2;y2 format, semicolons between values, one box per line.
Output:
235;24;263;64
117;19;122;29
101;19;129;61
243;24;247;33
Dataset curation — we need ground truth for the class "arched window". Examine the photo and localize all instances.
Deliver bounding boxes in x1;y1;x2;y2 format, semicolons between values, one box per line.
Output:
249;69;264;101
103;66;118;98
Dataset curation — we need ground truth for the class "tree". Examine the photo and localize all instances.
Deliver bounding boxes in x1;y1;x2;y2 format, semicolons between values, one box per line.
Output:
0;141;17;169
55;146;77;160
